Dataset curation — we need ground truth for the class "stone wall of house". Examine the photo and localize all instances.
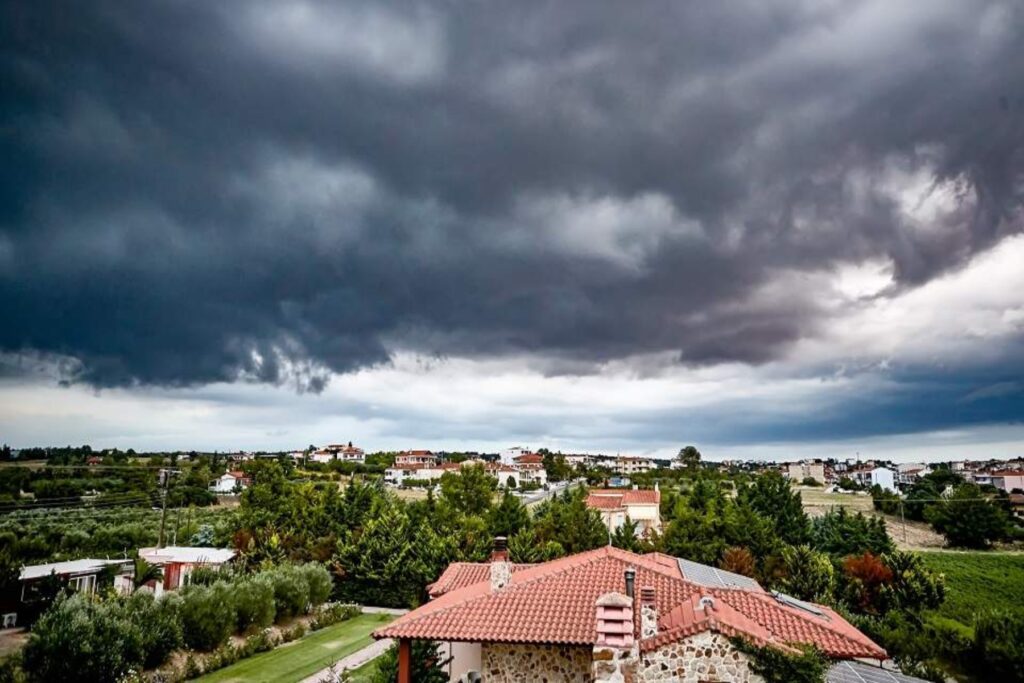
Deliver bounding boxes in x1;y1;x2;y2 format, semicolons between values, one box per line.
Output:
481;642;593;682
635;632;764;683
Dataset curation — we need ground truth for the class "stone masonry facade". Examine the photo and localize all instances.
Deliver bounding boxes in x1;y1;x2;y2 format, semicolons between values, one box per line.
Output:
480;632;762;682
635;632;764;683
481;642;593;682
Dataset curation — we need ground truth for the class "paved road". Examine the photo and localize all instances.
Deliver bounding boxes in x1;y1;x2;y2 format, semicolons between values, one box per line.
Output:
523;478;584;506
301;607;408;683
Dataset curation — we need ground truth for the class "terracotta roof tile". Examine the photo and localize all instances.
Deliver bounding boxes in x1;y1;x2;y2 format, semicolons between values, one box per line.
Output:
428;562;536;597
374;547;885;660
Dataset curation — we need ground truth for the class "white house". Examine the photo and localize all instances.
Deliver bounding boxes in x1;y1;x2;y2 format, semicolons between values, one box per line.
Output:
586;487;662;537
395;450;439;467
614;457;655;475
500;447;534;466
870;467;896;492
209;470;250;494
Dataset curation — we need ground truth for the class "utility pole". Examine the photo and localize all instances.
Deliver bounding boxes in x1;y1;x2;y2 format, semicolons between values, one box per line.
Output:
899;498;907;544
157;468;180;548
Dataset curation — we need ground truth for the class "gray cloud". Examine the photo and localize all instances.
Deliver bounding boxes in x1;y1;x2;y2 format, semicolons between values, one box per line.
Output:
1;0;1023;390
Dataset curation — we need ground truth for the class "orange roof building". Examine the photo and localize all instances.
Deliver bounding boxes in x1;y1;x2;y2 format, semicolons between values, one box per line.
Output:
375;544;886;682
586;487;662;537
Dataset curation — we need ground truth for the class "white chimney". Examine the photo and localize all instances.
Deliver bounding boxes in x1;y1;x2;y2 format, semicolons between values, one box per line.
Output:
490;536;511;591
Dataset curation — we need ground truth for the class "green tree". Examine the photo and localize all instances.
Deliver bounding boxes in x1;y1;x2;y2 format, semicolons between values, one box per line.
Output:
533;487;608;554
677;446;702;470
334;500;445;608
487;492;531;539
925;483;1009;549
880;551;944;613
610;517;640;552
371;640;449;683
131;556;164;590
810;508;893;558
780;545;834;602
507;527;563;563
439;464;495;516
738;472;810;545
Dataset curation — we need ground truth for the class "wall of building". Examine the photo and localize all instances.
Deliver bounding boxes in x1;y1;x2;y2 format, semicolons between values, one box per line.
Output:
635;632;763;683
481;642;592;682
442;641;482;682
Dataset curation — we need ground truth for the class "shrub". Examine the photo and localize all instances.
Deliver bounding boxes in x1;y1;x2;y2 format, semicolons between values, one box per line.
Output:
234;575;276;632
269;565;310;619
180;581;237;651
973;610;1024;682
310;603;360;631
22;594;145;683
300;563;332;608
124;591;183;668
731;639;828;683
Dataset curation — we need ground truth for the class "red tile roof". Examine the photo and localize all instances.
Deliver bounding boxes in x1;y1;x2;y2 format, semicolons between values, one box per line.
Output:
374;547;885;660
513;454;544;464
427;562;536;597
376;547;692;645
586;489;661;509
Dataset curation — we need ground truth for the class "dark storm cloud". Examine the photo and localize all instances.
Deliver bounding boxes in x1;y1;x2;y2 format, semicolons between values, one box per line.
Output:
1;0;1023;390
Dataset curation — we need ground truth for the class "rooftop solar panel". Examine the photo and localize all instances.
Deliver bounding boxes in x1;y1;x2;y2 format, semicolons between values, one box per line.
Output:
827;660;930;683
677;558;763;591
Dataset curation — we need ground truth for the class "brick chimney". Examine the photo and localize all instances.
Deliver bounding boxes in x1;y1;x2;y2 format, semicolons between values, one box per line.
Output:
490;536;511;591
639;586;657;638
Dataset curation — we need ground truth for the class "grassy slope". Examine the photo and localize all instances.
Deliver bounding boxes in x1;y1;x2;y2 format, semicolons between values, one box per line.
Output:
194;613;394;683
917;551;1024;626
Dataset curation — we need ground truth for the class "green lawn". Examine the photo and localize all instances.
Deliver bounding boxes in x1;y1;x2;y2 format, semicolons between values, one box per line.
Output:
917;551;1024;626
346;656;379;682
193;613;394;683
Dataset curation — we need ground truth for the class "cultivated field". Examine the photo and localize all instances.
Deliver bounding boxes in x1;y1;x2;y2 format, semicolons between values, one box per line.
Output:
918;551;1024;626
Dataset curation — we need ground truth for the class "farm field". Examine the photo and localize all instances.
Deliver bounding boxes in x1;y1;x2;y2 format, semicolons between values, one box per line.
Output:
917;550;1024;626
192;612;395;683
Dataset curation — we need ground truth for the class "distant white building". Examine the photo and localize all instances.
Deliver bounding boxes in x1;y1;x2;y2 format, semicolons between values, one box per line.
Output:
870;467;896;493
309;442;365;464
614;457;655;475
395;450;439;467
896;463;931;485
500;447;533;466
209;470;251;494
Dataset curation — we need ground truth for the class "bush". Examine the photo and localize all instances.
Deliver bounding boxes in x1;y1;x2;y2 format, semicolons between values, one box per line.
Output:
180;581;237;651
731;639;827;683
124;591;183;668
973;610;1024;682
310;603;360;631
234;575;276;632
300;563;332;608
268;565;310;619
22;593;145;683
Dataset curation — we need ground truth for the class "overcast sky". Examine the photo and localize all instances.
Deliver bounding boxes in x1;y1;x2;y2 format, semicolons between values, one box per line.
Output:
1;0;1023;460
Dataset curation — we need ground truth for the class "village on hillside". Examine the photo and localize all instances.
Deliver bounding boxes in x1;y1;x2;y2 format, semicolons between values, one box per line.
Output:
0;442;1021;682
